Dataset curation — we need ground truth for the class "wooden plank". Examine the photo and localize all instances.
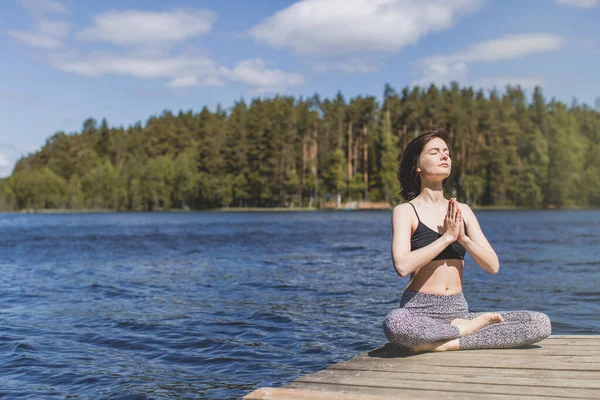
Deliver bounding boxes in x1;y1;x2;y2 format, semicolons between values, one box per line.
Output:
355;352;600;363
356;348;600;359
243;387;392;400
355;345;600;358
544;335;600;339
294;368;600;394
351;347;600;364
538;337;600;344
293;370;600;398
284;382;574;400
331;356;600;370
372;348;600;356
327;362;600;380
244;336;600;399
534;341;600;346
450;348;600;356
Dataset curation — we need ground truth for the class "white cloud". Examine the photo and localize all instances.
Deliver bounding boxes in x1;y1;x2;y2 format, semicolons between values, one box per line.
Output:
0;153;14;178
249;0;483;58
10;0;69;49
77;9;217;45
167;76;199;88
51;52;223;79
414;33;563;88
13;3;302;93
415;60;545;91
421;33;564;65
9;31;64;49
37;19;69;37
50;52;302;92
166;76;226;88
225;59;304;93
555;0;598;8
415;61;468;87
22;0;68;16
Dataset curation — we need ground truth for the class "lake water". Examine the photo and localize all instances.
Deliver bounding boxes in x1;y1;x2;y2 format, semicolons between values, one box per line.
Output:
1;210;599;399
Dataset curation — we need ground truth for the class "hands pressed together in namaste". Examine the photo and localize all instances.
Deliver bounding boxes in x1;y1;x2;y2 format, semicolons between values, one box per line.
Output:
443;198;467;244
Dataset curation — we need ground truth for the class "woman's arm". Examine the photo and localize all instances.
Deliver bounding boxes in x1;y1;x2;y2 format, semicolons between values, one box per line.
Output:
391;202;460;278
457;203;500;274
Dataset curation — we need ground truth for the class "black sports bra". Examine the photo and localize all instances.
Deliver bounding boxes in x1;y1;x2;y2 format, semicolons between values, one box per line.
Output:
408;202;467;261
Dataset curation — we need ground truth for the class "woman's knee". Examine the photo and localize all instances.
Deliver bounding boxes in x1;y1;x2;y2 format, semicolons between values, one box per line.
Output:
518;311;552;345
383;309;417;347
383;309;409;337
530;311;552;339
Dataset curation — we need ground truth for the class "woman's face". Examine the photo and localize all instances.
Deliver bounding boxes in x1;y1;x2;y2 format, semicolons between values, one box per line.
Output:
417;137;451;178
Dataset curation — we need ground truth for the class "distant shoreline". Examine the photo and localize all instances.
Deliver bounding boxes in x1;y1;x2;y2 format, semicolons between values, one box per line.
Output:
0;207;321;213
0;205;591;213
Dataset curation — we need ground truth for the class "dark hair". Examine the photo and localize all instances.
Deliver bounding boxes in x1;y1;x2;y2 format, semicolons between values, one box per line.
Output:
397;128;450;201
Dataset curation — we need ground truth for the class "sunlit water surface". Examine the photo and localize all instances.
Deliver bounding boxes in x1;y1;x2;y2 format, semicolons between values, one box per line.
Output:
1;210;599;399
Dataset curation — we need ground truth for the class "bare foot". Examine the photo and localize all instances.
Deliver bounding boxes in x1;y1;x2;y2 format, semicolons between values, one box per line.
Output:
409;338;460;353
451;313;504;336
409;342;437;353
408;343;434;353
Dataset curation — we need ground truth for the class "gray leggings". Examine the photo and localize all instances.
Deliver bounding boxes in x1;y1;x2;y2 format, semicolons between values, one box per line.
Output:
383;289;552;350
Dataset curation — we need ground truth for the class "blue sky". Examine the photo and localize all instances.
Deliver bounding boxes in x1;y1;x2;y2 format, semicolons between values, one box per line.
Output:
1;0;599;177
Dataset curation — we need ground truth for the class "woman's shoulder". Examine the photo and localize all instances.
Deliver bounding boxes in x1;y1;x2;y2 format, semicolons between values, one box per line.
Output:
455;201;475;220
392;203;418;232
393;202;414;214
392;202;419;222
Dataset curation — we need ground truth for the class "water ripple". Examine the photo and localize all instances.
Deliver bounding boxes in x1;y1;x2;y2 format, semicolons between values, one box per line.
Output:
0;210;599;398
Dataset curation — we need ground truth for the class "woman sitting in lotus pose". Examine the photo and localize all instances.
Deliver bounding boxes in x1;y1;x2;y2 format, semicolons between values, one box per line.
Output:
383;128;551;353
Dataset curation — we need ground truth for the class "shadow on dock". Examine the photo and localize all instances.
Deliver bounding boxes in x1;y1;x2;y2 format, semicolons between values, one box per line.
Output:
367;342;544;358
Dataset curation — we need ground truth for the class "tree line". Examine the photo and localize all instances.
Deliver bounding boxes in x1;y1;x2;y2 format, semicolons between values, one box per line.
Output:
1;82;599;211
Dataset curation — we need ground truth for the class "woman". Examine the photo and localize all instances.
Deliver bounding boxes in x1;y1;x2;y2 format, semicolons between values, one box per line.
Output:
383;128;551;352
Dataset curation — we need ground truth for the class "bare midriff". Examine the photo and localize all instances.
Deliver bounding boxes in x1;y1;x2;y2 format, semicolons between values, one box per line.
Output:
405;259;464;296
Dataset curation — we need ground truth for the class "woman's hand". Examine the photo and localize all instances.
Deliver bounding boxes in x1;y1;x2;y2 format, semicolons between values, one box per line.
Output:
443;197;462;241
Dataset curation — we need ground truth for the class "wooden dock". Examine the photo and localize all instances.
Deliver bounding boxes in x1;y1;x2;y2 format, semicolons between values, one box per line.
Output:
244;335;600;399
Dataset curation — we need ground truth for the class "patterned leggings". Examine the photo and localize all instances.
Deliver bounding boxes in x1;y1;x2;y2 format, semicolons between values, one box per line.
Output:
383;289;552;350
